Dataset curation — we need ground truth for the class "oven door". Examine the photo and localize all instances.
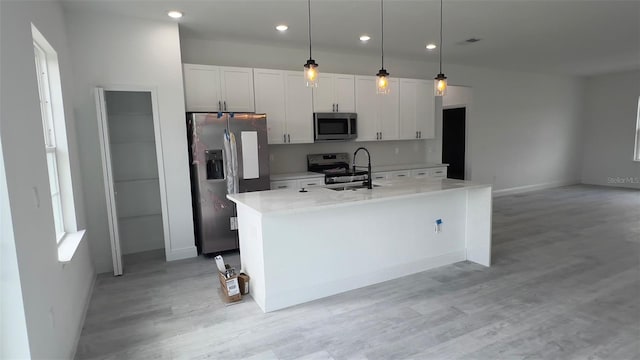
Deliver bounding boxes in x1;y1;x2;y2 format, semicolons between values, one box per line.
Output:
314;113;357;141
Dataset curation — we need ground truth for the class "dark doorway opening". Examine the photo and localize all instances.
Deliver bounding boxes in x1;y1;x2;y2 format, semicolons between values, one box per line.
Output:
443;107;466;180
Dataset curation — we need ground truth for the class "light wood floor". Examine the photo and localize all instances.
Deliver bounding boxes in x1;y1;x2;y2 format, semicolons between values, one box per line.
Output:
76;185;640;360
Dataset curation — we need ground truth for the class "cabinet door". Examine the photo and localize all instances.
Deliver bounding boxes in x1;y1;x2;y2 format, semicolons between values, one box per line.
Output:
334;74;355;112
411;168;430;178
398;78;418;140
284;71;314;144
183;64;222;112
355;76;379;142
415;80;435;139
388;170;411;179
312;73;335;112
270;180;298;190
429;167;447;178
220;66;255;112
378;78;399;140
297;177;324;188
254;69;286;144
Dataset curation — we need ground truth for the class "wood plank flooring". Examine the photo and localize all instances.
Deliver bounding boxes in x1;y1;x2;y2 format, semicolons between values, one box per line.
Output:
75;185;640;360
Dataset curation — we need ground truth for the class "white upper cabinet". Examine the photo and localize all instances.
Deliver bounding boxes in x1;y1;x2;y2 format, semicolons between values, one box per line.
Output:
313;73;355;113
183;64;254;112
355;76;399;141
183;64;222;112
399;78;435;139
284;71;314;144
220;66;255;112
254;69;313;144
254;69;287;144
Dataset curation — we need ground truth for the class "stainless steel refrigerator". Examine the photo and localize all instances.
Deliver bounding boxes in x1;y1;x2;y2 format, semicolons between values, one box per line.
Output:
187;112;270;254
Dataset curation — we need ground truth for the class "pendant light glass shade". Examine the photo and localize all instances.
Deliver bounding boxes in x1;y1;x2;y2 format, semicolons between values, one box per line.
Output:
376;69;390;94
376;0;389;95
434;0;446;97
434;73;447;96
304;0;318;87
304;59;319;87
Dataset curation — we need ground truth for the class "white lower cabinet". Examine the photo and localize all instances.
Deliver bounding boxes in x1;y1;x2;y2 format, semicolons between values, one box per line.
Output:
271;176;324;190
270;180;298;190
429;167;447;178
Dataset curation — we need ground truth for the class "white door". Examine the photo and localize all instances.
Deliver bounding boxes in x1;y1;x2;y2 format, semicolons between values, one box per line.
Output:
355;76;379;141
378;78;400;140
254;69;286;144
313;73;335;112
284;71;314;143
95;88;123;276
334;74;356;112
183;64;222;112
220;66;255;112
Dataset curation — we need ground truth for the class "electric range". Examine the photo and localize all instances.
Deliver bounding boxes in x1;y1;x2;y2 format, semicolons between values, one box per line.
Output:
307;153;369;185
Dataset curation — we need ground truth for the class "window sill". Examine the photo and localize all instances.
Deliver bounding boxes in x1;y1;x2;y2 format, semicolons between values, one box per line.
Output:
57;229;86;263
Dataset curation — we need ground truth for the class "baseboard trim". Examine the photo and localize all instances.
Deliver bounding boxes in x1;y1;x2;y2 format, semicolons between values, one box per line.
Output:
69;269;96;360
493;180;578;197
166;246;197;261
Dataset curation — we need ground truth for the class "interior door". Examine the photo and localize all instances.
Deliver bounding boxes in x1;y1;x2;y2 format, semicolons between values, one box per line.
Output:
443;107;466;180
94;88;123;276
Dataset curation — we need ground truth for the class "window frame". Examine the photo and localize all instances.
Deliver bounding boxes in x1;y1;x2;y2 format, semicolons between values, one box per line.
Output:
33;41;65;242
634;96;640;162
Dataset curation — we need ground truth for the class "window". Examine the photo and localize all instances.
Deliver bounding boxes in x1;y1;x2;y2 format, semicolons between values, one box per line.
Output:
635;96;640;161
34;41;65;242
32;24;84;255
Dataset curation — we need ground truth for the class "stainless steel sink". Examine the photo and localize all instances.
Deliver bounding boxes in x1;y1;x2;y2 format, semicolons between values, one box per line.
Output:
329;184;381;191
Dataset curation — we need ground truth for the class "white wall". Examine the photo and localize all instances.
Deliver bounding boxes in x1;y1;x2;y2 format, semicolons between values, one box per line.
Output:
0;129;31;360
182;38;584;191
65;10;196;273
581;70;640;189
0;0;94;358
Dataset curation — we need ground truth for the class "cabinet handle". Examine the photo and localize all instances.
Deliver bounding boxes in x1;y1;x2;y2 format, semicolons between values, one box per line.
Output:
397;174;406;177
380;132;383;140
284;134;287;143
336;103;339;112
332;104;335;112
218;101;222;111
307;183;317;186
278;186;287;189
416;131;418;139
287;134;291;143
419;131;422;138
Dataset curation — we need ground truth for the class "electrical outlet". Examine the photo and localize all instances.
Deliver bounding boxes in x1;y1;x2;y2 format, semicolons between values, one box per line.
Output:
435;218;443;233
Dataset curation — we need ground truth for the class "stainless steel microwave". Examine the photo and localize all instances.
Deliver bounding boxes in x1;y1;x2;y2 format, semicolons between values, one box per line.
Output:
313;112;357;141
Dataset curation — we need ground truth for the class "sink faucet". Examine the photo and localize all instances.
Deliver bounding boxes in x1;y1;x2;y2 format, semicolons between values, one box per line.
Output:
352;147;372;189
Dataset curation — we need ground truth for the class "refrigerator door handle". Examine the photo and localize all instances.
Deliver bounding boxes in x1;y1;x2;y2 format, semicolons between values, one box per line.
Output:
218;101;221;111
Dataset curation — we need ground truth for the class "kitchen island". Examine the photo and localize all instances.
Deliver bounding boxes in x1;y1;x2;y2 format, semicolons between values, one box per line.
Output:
227;178;492;313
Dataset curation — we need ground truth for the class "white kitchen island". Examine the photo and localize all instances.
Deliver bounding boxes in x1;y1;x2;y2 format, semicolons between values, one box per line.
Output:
227;178;492;313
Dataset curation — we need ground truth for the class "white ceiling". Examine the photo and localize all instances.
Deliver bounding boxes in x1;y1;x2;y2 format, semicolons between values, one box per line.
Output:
62;0;640;76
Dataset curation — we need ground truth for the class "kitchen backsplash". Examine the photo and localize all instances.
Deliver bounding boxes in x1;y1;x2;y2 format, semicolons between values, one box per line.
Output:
269;140;437;174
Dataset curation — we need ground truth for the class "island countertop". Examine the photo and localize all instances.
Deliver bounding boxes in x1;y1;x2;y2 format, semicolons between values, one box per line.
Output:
227;178;491;215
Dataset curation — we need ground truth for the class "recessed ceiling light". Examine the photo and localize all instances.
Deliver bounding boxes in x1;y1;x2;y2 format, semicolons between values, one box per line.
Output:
167;10;183;19
426;43;437;50
360;35;371;42
276;24;288;32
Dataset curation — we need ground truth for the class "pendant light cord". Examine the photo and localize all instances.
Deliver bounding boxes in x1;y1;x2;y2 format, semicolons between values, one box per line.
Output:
308;0;312;59
439;0;443;73
381;0;384;69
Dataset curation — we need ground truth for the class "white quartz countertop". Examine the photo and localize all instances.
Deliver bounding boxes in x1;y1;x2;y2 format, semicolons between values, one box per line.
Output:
270;163;448;181
228;178;490;215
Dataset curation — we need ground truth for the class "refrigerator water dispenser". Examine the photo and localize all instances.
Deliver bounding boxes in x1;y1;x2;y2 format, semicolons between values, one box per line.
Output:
205;149;224;180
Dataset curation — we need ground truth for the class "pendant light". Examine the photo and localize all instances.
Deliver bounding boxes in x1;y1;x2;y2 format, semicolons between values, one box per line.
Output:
304;0;319;87
434;0;447;96
376;0;390;94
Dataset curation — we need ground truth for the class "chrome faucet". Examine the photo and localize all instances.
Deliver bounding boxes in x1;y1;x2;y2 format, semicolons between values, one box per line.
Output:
352;147;372;189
